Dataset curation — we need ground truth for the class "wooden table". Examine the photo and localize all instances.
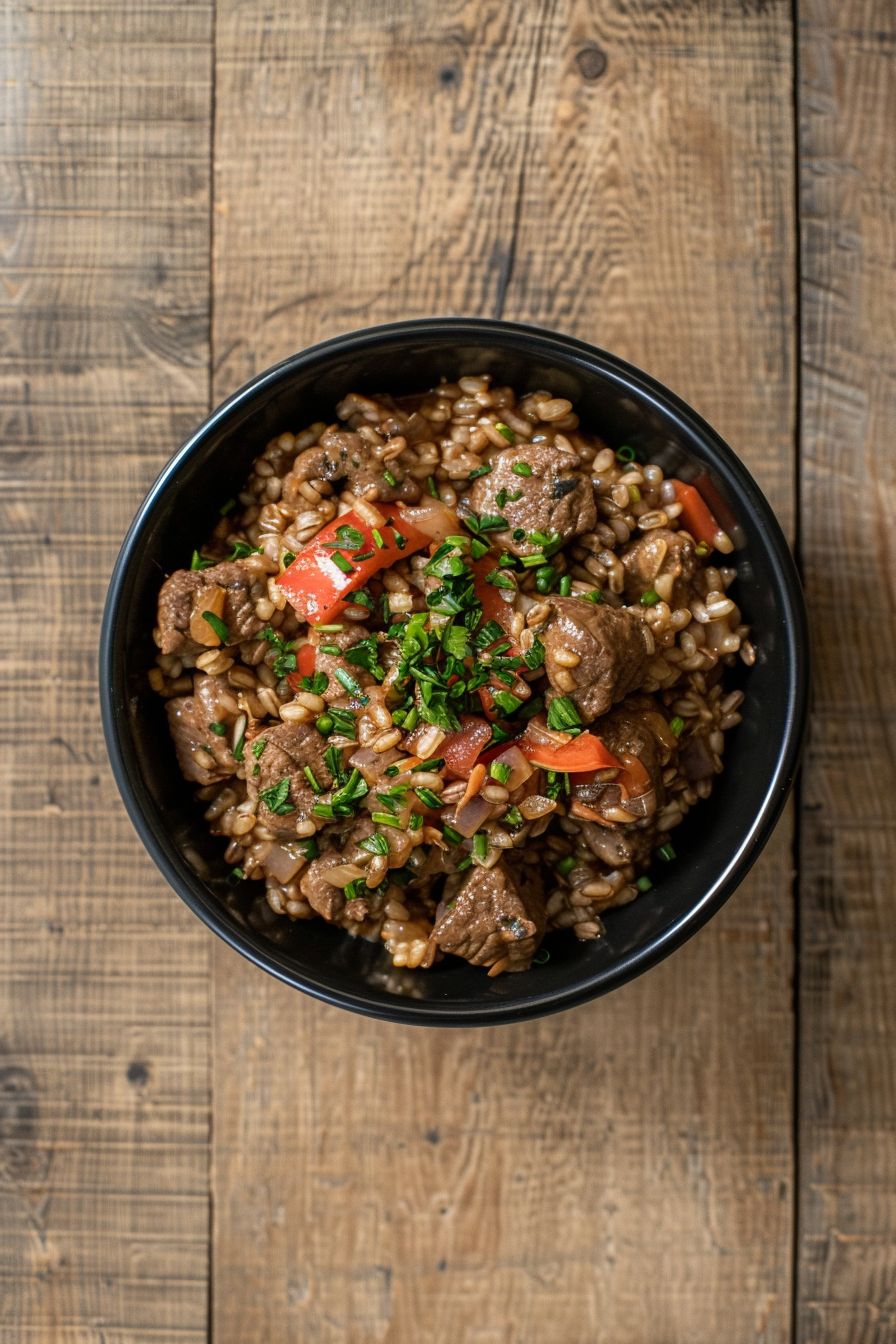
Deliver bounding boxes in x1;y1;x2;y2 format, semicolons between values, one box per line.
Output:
2;2;893;1340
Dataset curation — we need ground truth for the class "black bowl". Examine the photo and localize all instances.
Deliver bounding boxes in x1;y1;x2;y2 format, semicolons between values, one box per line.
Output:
100;318;808;1025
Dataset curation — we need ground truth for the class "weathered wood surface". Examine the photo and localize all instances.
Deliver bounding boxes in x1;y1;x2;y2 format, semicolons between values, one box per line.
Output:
211;3;796;1341
796;2;896;1341
0;3;212;1341
2;0;894;1339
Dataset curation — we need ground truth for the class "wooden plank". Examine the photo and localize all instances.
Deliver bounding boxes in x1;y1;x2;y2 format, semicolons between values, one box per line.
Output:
212;2;797;1341
796;2;896;1340
0;3;213;1340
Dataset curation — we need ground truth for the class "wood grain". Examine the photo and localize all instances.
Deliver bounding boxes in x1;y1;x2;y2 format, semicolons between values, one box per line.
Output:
796;2;896;1340
212;3;797;1341
0;3;212;1340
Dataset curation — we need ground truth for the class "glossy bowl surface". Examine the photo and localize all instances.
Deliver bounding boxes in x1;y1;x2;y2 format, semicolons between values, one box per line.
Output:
100;318;808;1025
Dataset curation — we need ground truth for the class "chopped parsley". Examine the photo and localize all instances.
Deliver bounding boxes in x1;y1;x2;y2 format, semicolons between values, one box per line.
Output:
323;523;365;551
261;626;297;677
334;666;369;702
229;540;262;560
489;761;511;785
300;670;329;695
258;778;294;815
208;721;227;737
191;550;214;571
344;635;385;681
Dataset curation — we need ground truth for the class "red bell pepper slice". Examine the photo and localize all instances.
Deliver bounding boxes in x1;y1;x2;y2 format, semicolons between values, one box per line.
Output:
286;642;317;693
671;480;722;552
278;504;430;624
471;557;520;654
520;724;620;773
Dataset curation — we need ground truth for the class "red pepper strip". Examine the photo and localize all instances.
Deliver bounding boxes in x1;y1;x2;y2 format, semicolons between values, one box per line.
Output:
471;558;520;655
519;727;620;774
440;715;494;779
278;504;430;624
671;480;722;552
691;472;738;536
286;642;317;693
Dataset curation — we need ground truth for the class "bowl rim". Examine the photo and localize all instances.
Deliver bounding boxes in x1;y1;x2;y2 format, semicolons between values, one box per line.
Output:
100;316;809;1025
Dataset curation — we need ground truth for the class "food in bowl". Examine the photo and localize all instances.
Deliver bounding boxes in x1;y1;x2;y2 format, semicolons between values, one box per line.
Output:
149;375;751;975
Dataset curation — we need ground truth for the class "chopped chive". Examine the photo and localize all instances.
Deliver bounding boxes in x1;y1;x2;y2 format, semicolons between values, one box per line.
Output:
232;718;247;762
546;695;582;734
468;464;492;480
519;552;548;568
359;833;390;856
371;528;385;549
511;462;532;477
535;566;555;594
533;948;550;964
657;843;677;862
392;528;407;550
323;524;365;551
344;879;366;902
303;765;324;794
281;550;296;568
615;445;636;463
208;720;227;737
456;855;473;872
409;812;423;831
504;806;523;827
219;498;236;516
319;643;341;655
229;866;246;882
442;825;463;847
669;715;685;737
300;837;319;860
556;856;576;877
383;469;397;487
472;832;488;861
353;550;374;563
331;551;355;575
640;589;661;607
414;787;442;810
312;623;345;633
403;706;419;731
636;875;653;892
584;589;604;604
557;574;572;596
191;549;214;570
495;422;515;443
427;475;440;499
489;760;511;785
334;667;368;702
202;610;229;644
411;756;443;772
486;568;516;591
229;540;262;560
372;812;403;828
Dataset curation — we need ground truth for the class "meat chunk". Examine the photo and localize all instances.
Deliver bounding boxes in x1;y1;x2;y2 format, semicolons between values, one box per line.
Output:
308;623;377;707
299;819;381;923
543;597;653;722
573;819;658;870
573;698;666;825
433;860;546;972
621;528;698;606
246;721;335;839
282;424;421;505
458;442;596;557
165;681;239;786
156;561;266;656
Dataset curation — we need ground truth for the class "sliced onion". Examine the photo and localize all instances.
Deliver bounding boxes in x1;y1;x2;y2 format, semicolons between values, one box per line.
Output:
519;794;557;821
263;842;306;884
322;862;366;889
397;498;460;543
492;745;533;792
523;714;573;750
348;745;401;784
450;793;493;838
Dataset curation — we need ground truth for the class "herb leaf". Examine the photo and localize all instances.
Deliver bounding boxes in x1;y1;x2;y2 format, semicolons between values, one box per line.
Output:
258;777;294;815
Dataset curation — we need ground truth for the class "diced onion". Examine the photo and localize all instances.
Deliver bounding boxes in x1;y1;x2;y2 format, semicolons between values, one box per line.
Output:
322;863;367;888
263;842;306;884
397;499;460;543
450;794;493;837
